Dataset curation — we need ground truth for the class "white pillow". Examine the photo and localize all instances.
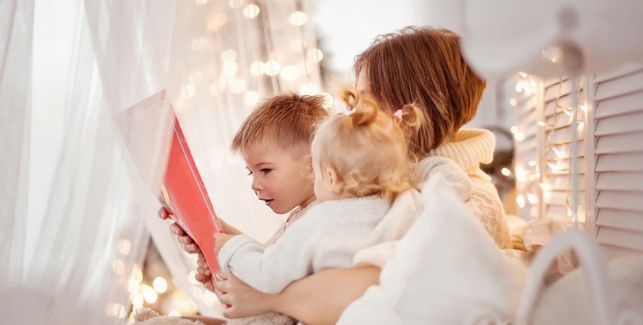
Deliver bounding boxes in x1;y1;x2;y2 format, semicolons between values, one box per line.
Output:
338;175;524;325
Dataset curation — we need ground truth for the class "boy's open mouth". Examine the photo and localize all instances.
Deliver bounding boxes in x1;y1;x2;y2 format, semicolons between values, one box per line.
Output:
260;198;274;206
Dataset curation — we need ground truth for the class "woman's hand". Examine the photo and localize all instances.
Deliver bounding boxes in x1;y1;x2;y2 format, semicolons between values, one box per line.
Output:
214;271;276;319
158;206;201;253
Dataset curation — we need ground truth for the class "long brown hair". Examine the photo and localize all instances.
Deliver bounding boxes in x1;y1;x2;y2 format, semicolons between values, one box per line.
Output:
355;26;486;159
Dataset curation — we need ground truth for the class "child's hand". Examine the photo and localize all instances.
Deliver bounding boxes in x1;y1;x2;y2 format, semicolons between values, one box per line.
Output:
214;271;275;318
195;252;215;292
214;232;235;252
158;206;200;254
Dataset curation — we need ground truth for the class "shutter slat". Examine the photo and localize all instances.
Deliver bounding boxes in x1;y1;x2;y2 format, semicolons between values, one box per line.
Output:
547;174;587;191
596;172;643;191
544;78;584;102
546;111;576;129
544;157;587;175
596;191;643;212
596;208;643;232
545;190;586;206
594;90;643;119
594;69;643;101
549;125;585;144
594;64;643;83
595;110;643;136
545;141;587;160
596;153;643;172
597;227;643;251
595;132;643;154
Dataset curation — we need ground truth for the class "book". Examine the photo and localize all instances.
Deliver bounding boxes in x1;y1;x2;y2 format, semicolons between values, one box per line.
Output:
119;90;223;274
161;116;223;274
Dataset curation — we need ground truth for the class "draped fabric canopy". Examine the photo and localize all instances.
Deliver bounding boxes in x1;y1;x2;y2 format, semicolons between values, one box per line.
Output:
0;0;321;323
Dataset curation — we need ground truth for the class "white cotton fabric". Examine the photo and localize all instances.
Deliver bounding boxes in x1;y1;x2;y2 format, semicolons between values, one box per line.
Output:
338;175;524;325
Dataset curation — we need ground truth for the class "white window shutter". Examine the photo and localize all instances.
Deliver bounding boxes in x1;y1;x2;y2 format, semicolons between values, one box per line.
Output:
589;66;643;259
540;76;589;224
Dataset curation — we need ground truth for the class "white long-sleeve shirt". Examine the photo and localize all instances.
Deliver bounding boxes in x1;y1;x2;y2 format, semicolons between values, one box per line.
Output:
217;191;422;294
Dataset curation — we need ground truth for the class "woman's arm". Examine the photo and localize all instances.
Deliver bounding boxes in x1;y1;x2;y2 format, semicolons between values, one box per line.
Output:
216;267;381;325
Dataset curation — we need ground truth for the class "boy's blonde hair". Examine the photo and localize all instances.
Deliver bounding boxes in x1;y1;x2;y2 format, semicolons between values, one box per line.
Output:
231;94;329;155
311;89;423;202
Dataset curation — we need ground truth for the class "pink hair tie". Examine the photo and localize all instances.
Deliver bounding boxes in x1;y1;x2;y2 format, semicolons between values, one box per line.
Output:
393;109;403;121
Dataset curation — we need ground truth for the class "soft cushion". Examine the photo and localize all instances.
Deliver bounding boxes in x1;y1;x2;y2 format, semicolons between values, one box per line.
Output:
338;175;524;324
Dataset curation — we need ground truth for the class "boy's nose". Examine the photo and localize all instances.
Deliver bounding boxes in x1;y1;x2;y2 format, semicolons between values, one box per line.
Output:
251;177;262;192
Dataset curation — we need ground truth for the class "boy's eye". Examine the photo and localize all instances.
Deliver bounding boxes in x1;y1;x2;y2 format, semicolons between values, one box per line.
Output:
260;168;272;175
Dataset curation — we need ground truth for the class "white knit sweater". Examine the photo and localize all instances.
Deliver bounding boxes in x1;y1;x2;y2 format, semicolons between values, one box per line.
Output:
424;128;511;248
217;192;422;294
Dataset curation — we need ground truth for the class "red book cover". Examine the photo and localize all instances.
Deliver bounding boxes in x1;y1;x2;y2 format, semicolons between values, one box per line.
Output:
118;90;223;274
161;117;223;274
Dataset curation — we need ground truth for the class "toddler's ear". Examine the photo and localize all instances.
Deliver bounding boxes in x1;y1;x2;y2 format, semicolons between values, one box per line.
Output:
326;167;339;186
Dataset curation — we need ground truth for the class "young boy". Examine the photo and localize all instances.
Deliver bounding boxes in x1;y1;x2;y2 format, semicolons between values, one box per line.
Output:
159;94;328;284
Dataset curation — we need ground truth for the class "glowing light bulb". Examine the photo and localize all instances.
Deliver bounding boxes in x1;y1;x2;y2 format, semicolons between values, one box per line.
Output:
153;277;168;294
112;259;125;275
264;60;281;76
289;11;307;26
243;4;260;18
132;293;144;309
141;284;158;304
307;48;324;62
527;194;539;204
501;167;512;177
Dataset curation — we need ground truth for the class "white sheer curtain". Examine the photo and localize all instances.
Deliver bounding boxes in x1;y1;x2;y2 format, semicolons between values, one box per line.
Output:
0;0;321;322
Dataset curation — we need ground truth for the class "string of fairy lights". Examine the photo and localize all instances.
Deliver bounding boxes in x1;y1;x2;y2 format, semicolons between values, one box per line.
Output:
509;70;588;226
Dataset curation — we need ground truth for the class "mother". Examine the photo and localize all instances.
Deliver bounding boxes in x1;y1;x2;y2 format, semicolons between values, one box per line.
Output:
164;26;511;324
